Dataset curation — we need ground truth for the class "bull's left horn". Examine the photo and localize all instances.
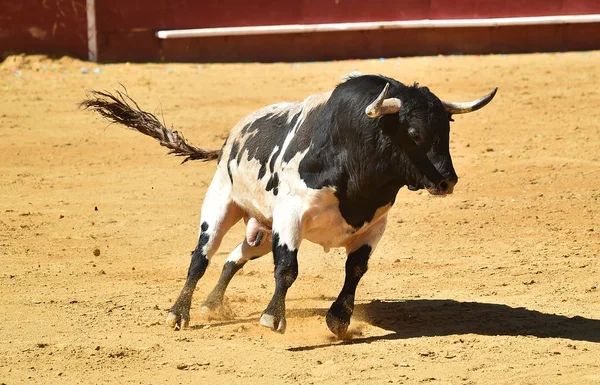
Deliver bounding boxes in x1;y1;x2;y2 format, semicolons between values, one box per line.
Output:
365;83;402;118
442;87;498;115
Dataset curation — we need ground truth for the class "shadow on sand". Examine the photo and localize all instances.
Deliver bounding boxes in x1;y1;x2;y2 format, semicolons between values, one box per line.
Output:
287;299;600;351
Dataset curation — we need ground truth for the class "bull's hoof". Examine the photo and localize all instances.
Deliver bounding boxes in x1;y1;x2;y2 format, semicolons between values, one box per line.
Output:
326;311;350;337
326;300;353;337
166;311;189;330
259;313;286;334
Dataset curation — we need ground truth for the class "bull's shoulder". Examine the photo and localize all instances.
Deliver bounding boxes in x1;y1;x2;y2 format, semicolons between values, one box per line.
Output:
279;90;333;164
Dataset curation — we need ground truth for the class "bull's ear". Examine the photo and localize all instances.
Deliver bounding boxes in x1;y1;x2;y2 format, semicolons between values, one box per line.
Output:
447;112;454;122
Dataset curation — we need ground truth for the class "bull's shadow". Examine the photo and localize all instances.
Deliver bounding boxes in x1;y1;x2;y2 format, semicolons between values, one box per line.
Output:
288;299;600;351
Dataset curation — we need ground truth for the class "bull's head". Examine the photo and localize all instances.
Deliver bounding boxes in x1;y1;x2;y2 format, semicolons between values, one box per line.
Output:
365;82;497;196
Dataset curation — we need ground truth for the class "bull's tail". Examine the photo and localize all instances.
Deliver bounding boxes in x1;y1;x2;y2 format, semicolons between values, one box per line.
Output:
80;88;219;163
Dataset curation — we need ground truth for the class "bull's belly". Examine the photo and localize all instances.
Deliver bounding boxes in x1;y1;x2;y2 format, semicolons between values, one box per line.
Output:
229;175;350;249
226;164;389;251
232;185;385;252
302;199;390;252
232;196;356;251
231;191;274;227
303;215;357;252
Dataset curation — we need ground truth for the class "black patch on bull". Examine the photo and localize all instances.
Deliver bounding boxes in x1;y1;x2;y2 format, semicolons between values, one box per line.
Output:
258;163;267;180
240;120;258;136
267;112;299;174
298;75;456;229
266;172;279;196
227;140;240;183
237;109;308;190
282;106;324;164
237;112;292;179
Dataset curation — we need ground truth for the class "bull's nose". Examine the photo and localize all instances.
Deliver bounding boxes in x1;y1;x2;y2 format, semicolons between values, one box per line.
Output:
437;178;457;195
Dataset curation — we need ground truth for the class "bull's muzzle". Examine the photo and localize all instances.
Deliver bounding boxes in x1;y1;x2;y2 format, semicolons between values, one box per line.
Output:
427;178;457;196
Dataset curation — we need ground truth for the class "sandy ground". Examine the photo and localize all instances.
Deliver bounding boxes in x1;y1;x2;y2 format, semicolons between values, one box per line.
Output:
0;51;598;385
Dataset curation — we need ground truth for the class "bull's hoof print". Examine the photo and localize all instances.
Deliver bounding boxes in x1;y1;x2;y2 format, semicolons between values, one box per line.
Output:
166;311;189;330
259;313;286;333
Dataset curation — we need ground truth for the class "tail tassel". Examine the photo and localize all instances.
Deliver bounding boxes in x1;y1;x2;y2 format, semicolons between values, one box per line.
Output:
80;88;218;163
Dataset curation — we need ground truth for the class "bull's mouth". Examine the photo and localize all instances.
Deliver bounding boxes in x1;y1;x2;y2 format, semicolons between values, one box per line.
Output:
407;154;455;196
407;183;449;195
426;187;451;196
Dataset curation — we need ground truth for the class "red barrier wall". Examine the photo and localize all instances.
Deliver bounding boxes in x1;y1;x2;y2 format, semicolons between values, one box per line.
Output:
0;0;87;59
97;0;600;29
1;0;600;62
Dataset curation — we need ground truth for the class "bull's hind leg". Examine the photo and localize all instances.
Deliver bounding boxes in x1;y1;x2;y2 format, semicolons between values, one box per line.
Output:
166;170;242;330
326;215;388;337
200;219;272;317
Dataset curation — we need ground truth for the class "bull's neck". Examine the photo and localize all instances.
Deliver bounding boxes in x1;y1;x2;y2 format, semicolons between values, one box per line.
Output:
333;127;410;228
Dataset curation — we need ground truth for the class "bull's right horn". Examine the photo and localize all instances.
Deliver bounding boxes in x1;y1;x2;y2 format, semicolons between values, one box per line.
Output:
442;87;498;114
365;83;402;118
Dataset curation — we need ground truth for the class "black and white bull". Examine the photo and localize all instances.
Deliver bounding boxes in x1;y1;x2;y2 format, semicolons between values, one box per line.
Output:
81;74;497;337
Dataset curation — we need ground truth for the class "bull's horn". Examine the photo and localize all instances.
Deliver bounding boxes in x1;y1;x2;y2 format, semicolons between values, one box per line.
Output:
365;83;402;118
442;87;498;114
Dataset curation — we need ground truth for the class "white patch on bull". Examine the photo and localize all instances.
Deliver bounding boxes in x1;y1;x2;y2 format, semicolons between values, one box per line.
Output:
273;196;304;249
343;211;388;254
224;224;272;265
286;103;303;124
228;154;274;224
274;141;392;253
301;187;391;252
265;145;280;175
197;164;243;257
224;243;243;263
301;91;332;119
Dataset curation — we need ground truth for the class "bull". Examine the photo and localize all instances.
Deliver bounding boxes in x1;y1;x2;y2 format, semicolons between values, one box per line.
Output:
81;73;497;337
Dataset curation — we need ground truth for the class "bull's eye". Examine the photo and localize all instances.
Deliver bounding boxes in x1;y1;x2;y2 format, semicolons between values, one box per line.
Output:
408;127;421;143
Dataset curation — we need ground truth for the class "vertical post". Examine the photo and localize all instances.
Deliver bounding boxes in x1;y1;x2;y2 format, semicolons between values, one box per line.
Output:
86;0;98;62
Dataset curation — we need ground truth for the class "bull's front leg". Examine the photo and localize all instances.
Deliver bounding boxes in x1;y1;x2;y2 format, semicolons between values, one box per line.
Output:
259;205;302;334
326;215;388;337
